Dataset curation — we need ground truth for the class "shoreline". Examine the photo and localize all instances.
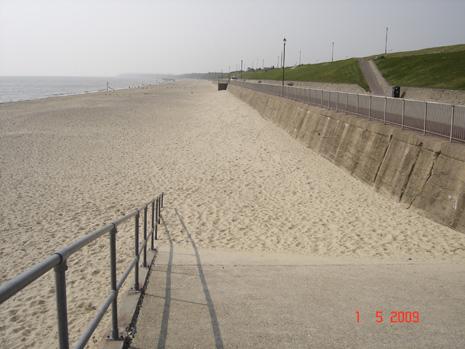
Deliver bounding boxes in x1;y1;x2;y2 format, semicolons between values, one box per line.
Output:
0;88;105;105
0;80;167;105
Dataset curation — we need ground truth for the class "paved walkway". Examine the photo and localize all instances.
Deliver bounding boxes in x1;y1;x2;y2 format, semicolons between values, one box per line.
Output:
358;59;392;96
130;210;465;349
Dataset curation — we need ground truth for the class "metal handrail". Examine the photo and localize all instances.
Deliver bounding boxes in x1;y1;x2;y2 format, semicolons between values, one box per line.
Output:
244;79;465;106
0;192;165;349
232;80;465;143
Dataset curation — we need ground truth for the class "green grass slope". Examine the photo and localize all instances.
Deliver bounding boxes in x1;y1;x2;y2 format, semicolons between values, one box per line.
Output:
239;58;368;90
380;44;465;58
374;45;465;90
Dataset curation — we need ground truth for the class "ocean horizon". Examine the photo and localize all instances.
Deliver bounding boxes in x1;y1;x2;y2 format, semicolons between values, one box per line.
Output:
0;76;164;103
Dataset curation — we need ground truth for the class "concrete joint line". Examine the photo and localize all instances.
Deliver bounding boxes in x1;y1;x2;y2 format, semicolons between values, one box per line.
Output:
399;147;422;203
373;134;393;183
409;151;440;209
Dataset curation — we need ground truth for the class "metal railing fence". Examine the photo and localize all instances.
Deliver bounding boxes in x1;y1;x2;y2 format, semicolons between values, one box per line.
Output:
230;80;465;143
0;192;165;349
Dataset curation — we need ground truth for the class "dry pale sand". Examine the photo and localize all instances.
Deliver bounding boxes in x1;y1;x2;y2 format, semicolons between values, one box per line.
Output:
1;80;465;348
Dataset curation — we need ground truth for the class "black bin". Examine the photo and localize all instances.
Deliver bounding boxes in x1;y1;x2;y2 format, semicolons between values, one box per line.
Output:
392;86;400;98
218;82;228;91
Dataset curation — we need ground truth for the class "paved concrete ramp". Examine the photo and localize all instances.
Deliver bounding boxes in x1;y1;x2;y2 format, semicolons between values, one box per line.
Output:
358;59;391;96
130;212;465;348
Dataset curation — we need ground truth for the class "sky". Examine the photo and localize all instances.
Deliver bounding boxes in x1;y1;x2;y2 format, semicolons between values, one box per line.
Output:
0;0;464;76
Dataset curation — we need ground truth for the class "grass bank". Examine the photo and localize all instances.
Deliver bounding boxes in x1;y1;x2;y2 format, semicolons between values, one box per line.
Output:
238;58;369;90
374;44;465;90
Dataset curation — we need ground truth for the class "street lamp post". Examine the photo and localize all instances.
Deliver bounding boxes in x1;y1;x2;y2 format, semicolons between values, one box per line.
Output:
331;41;334;62
282;37;287;96
385;27;389;55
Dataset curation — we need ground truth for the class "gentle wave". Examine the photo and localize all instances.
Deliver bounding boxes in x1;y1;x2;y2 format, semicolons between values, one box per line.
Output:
0;76;162;103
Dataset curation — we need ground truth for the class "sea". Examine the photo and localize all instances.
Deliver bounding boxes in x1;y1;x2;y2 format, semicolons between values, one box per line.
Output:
0;76;164;103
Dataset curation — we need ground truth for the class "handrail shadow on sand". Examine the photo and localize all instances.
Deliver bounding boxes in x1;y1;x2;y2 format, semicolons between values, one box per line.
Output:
156;209;224;349
175;208;225;349
157;215;173;349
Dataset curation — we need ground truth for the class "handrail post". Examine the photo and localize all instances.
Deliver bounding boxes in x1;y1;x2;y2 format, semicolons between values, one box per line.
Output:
161;192;164;208
134;211;140;291
320;90;323;106
158;195;161;224
383;97;387;124
151;200;155;250
109;225;119;340
155;198;159;240
369;95;372;120
143;206;148;268
401;99;405;129
54;260;70;349
424;102;428;135
345;93;348;111
336;92;339;112
450;105;455;142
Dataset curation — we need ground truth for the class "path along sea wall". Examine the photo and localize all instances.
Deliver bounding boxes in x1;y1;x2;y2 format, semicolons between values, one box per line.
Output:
229;85;465;234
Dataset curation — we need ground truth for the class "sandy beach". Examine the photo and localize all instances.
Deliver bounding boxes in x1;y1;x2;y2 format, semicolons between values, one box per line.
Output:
1;80;465;348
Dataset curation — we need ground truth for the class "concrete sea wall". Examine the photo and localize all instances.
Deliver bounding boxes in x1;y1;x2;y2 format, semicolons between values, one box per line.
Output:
229;85;465;234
